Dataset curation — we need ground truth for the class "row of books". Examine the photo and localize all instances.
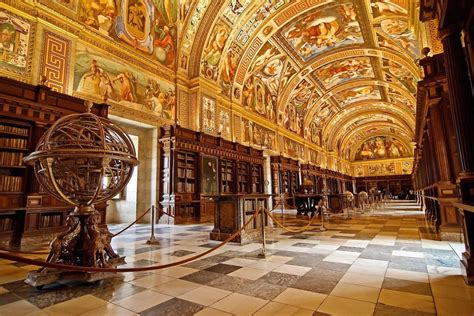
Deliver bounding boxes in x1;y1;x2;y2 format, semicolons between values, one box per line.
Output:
177;182;195;193
0;217;13;232
0;125;28;136
40;214;62;228
0;138;28;149
177;168;195;178
0;152;25;166
0;175;23;192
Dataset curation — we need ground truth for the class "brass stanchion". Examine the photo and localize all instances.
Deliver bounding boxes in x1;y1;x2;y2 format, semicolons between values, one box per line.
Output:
258;208;269;258
319;201;327;232
146;205;160;245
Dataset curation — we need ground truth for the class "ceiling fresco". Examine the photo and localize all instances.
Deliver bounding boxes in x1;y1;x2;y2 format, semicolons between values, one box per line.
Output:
280;2;364;62
353;135;411;161
180;0;419;162
313;57;375;89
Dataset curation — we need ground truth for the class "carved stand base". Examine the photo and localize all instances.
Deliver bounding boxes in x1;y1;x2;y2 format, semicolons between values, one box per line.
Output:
25;256;126;289
25;209;126;289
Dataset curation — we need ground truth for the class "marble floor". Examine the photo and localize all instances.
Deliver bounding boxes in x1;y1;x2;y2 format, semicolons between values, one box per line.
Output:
0;201;473;316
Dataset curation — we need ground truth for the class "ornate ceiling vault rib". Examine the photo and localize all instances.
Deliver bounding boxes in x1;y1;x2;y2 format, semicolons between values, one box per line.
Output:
327;111;415;151
322;102;416;138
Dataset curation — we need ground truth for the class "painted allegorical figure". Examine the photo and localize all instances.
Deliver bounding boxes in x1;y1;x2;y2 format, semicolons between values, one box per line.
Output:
81;59;115;100
203;24;229;67
112;71;137;102
152;0;178;68
80;0;116;32
283;3;362;61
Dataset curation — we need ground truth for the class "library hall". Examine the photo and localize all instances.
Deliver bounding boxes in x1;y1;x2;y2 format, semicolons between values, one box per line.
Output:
0;0;474;315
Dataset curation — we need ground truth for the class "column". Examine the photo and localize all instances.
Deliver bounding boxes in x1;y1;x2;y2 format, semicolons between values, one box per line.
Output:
442;26;474;284
441;28;474;177
429;103;452;183
430;102;460;237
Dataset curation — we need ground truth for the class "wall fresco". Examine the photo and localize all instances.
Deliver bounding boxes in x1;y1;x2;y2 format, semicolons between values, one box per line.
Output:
74;43;175;119
78;0;178;69
354;136;410;161
0;10;31;74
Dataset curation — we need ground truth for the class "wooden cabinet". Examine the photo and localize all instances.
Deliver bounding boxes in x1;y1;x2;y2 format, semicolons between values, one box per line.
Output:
159;125;265;224
176;151;197;194
0;77;108;247
251;164;263;194
355;175;413;197
300;164;323;194
209;194;271;244
220;160;234;194
270;156;300;207
237;162;249;193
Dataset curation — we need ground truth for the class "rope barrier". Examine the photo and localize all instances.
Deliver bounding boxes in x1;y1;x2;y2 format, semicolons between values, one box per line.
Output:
159;208;175;218
265;208;321;233
0;208;263;273
0;247;49;255
0;206;154;255
112;207;152;237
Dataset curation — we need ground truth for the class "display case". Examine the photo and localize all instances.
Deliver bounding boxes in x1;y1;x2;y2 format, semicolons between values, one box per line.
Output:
209;194;271;244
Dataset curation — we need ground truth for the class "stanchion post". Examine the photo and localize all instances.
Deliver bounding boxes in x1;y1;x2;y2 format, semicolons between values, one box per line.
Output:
280;193;285;223
319;203;327;232
146;205;160;245
258;208;268;258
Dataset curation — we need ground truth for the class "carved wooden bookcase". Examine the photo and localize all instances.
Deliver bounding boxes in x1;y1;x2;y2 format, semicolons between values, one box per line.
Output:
300;164;324;194
270;156;300;207
0;77;108;246
159;125;266;224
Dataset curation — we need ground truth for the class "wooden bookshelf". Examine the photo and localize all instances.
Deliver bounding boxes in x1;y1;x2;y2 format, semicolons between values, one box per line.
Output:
300;164;323;194
237;162;249;193
220;160;233;193
159;125;265;224
251;164;263;193
0;77;109;247
270;156;300;207
176;151;197;193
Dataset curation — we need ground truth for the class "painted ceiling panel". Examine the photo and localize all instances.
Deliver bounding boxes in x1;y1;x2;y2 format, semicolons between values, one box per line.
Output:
280;2;364;63
313;57;375;89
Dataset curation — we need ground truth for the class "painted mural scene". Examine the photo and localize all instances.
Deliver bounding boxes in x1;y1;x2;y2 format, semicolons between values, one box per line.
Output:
1;0;474;315
74;44;175;120
79;0;178;68
354;136;411;161
0;10;30;72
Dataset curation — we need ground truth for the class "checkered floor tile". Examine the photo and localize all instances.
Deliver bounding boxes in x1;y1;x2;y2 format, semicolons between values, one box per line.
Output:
0;201;472;315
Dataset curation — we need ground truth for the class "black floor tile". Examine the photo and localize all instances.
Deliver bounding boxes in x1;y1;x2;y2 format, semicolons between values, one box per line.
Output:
141;297;204;316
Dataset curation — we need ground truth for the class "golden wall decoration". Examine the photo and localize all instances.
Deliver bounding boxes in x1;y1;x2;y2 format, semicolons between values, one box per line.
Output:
218;107;231;139
201;95;216;134
40;31;71;93
353;158;413;177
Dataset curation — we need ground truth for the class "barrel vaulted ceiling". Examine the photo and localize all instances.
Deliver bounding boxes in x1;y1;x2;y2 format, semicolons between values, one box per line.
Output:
179;0;420;161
